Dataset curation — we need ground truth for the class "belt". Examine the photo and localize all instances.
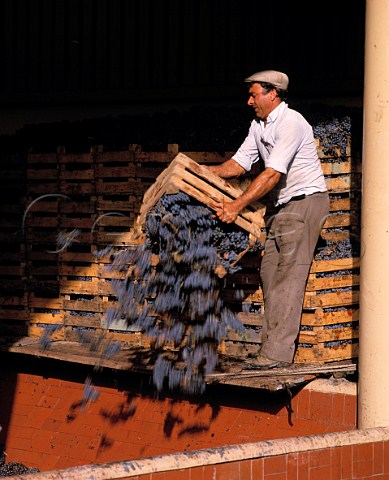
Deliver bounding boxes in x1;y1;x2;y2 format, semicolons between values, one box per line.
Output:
289;194;306;202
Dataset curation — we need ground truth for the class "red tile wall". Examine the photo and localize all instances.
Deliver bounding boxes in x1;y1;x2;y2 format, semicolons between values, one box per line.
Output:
0;353;357;473
116;442;389;480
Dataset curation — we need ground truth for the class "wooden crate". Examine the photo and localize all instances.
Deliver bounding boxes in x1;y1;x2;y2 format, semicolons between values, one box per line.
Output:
27;151;59;195
0;294;28;327
59;150;95;195
136;152;266;242
222;306;359;364
221;256;359;363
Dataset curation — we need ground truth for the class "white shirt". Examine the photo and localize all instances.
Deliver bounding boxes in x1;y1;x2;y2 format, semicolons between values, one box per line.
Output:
232;102;327;206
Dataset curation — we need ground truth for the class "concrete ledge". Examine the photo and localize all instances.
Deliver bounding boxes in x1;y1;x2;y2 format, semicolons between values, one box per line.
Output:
9;426;389;480
306;377;357;396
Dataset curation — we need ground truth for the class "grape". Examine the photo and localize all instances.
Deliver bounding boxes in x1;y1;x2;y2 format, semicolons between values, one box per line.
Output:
101;192;262;394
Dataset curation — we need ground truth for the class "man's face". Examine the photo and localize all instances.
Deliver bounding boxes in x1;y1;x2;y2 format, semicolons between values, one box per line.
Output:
247;83;275;120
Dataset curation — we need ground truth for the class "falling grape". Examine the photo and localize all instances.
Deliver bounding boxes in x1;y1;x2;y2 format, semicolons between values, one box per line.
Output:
102;192;262;394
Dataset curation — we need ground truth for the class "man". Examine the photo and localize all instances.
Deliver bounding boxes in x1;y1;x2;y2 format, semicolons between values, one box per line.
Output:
207;70;329;369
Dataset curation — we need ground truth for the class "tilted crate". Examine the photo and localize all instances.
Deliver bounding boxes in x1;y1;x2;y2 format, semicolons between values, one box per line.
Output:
135;152;267;244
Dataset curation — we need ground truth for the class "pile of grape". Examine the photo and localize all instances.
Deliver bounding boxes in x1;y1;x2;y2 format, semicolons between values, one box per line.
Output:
105;192;263;394
0;445;39;476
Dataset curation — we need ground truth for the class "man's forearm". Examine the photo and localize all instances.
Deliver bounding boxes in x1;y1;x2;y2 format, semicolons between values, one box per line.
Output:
206;159;246;178
233;167;281;211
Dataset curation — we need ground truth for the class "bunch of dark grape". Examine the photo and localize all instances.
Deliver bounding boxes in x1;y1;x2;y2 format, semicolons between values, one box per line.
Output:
105;192;262;394
0;445;39;477
313;116;351;157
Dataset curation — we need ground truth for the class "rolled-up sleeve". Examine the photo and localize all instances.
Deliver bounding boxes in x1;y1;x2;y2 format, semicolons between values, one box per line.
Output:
232;121;260;172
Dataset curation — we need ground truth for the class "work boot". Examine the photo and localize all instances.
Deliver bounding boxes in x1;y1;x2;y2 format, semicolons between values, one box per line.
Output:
244;354;291;370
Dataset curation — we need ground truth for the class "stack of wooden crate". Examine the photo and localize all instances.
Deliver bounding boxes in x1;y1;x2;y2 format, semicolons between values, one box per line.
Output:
0;139;361;365
221;138;361;363
0;152;27;340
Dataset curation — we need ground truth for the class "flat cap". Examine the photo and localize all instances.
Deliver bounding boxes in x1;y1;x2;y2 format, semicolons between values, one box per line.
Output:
244;70;289;90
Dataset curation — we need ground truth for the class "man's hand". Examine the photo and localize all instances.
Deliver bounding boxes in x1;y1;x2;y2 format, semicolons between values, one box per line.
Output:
211;200;240;223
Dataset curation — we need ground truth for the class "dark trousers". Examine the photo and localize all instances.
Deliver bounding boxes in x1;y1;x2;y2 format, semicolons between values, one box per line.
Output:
259;191;330;363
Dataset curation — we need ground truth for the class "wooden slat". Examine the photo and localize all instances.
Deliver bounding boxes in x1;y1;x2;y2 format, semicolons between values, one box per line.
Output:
311;257;360;273
64;313;101;328
325;174;361;192
137;153;266;242
0;308;28;321
29;311;64;324
294;341;358;364
28;325;65;340
306;273;359;291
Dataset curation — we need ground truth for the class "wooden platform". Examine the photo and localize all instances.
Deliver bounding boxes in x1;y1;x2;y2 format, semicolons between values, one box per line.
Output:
0;338;357;392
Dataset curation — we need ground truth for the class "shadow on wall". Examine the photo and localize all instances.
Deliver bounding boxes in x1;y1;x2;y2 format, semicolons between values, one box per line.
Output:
0;352;296;470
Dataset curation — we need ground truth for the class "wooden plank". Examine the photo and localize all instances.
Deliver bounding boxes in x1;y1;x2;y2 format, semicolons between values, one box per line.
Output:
320;228;359;243
224;325;358;350
27;153;59;164
59;183;95;195
60;279;100;295
311;257;360;273
26;265;58;276
93;231;143;247
169;175;266;241
97;150;135;164
306;273;359;291
308;307;359;325
59;170;94;180
176;162;266;224
323;213;359;229
64;313;101;328
29;312;64;324
295;341;358;364
29;295;63;309
329;196;359;212
320;159;352;175
27;184;62;195
60;264;99;277
325;174;361;192
99;265;126;280
134;151;176;163
236;308;359;328
23;216;59;228
97;199;136;211
59;252;96;263
60;202;96;214
0;295;28;307
28;325;65;340
181;151;235;164
0;309;28;321
95;166;136;177
0;265;24;276
64;326;143;348
62;297;102;312
304;290;359;309
27;168;58;180
302;323;359;344
95;182;137;194
137;153;266;236
93;216;132;228
59;216;96;229
224;287;359;309
135;165;167;179
24;201;60;213
60;152;92;164
224;338;358;364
